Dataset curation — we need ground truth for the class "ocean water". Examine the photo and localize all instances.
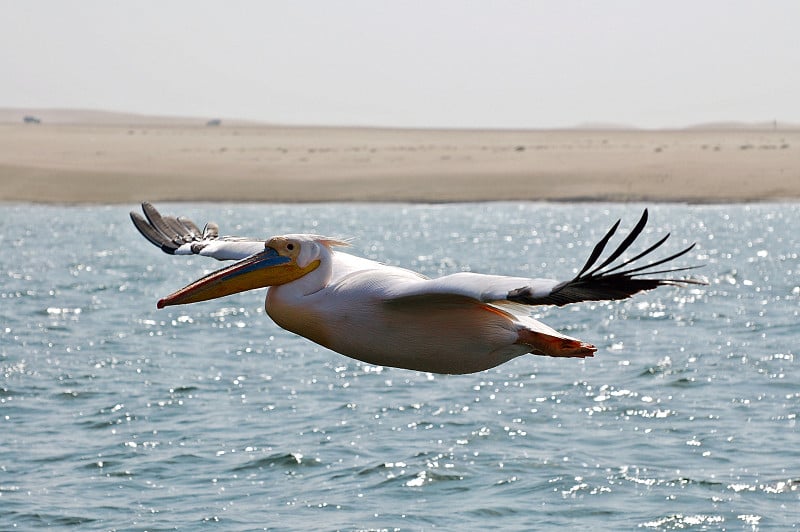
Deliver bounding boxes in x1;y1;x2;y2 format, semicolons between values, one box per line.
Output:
1;202;798;531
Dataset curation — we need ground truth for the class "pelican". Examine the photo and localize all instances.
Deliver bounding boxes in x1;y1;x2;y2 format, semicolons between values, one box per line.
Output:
130;203;703;374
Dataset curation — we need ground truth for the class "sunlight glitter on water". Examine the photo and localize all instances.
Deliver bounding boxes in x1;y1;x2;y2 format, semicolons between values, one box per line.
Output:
1;203;799;530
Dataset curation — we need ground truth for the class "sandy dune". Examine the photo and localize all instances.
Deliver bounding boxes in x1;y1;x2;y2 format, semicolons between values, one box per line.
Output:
1;110;798;203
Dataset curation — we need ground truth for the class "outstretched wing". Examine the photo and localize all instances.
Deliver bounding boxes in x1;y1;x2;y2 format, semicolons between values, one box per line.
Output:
381;209;704;308
130;202;265;261
505;209;705;306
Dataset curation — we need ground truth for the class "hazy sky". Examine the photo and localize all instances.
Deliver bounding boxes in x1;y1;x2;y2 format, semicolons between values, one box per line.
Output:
2;1;798;128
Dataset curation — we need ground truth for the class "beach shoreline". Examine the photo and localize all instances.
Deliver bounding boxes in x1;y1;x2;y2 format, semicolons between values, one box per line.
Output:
2;112;798;204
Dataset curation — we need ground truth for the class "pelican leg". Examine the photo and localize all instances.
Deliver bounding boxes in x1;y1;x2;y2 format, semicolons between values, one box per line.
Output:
517;329;596;358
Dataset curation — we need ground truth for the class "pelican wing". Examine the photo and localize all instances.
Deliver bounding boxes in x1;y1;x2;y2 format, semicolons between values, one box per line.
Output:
130;202;264;261
506;209;705;306
382;210;704;308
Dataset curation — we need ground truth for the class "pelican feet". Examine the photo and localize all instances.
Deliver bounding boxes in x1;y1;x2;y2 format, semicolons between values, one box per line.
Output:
517;329;597;358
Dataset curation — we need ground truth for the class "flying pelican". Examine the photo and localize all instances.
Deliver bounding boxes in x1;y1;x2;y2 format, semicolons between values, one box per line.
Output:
131;203;702;374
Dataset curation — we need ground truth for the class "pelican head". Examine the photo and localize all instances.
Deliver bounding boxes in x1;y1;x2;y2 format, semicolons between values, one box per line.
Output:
157;234;343;308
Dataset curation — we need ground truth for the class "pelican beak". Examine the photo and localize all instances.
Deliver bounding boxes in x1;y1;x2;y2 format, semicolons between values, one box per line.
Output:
157;247;319;308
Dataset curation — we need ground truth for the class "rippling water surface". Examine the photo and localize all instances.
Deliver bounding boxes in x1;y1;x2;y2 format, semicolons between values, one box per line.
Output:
1;202;798;530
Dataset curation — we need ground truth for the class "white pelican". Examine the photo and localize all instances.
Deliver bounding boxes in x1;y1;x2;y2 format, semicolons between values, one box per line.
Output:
131;203;702;374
